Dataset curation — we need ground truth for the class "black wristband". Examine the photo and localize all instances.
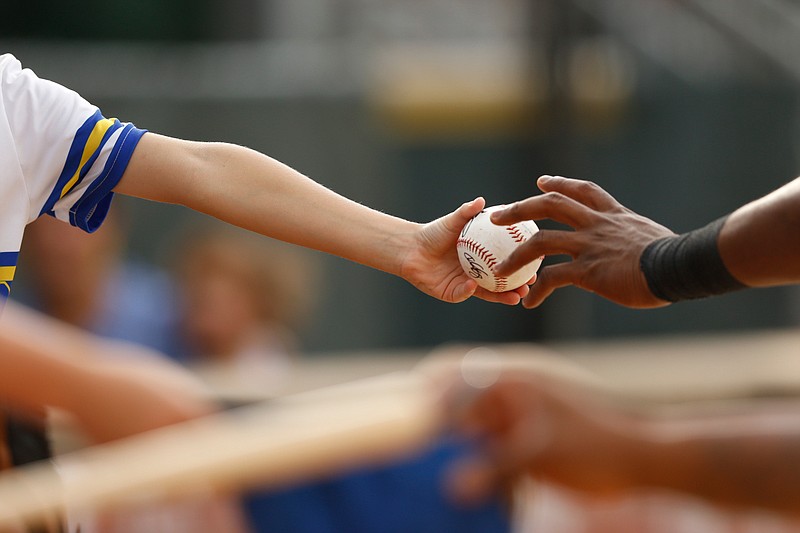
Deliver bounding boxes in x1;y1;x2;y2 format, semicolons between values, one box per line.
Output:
640;216;746;302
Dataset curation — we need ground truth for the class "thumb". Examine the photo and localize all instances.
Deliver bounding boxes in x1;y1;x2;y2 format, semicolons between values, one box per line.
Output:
451;278;478;303
445;197;485;233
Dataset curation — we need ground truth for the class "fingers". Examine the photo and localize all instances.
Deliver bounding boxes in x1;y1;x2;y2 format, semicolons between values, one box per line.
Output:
473;286;523;305
448;275;522;305
494;230;580;277
445;456;500;506
440;379;510;503
446;381;550;506
521;263;581;308
536;175;622;212
491;191;594;230
490;176;622;230
446;197;486;234
452;277;528;305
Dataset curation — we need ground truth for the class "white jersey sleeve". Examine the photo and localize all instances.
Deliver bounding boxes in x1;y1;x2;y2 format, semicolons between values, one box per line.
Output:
0;53;146;232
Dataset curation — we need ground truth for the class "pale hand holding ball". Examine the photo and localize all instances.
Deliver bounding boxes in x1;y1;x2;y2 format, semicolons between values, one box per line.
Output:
457;206;543;292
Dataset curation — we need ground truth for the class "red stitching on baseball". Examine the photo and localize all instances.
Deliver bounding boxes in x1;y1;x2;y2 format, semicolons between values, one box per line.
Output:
506;225;526;243
457;238;498;268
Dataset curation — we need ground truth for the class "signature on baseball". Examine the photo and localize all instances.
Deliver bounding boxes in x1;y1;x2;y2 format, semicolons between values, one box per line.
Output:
462;252;488;280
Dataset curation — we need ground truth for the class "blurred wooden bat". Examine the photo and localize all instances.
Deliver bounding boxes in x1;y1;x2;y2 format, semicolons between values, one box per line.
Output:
0;371;441;530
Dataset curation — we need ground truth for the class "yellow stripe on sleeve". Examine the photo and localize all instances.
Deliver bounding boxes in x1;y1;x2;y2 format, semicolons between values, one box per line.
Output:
0;266;16;281
59;118;117;199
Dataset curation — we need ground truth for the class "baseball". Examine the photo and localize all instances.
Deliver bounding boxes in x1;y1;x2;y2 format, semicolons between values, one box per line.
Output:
457;205;543;292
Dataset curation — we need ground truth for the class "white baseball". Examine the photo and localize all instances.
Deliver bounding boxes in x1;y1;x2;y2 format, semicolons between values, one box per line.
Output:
457;205;543;292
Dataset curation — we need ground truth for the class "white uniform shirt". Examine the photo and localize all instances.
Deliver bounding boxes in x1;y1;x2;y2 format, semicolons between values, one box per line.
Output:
0;54;146;299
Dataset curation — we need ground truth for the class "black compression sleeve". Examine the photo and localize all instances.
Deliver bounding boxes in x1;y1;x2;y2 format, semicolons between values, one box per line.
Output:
640;216;746;302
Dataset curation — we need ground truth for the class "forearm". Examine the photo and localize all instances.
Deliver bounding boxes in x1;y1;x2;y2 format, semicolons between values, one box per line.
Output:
116;134;419;275
640;177;800;301
719;177;800;287
0;303;96;415
635;405;800;514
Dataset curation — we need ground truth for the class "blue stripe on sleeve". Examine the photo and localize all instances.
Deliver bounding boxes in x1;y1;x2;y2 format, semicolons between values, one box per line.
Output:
0;252;19;266
69;125;147;233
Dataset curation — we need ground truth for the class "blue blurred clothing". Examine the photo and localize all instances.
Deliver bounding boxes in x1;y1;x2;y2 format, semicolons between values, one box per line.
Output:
15;260;183;360
91;262;183;359
243;437;511;533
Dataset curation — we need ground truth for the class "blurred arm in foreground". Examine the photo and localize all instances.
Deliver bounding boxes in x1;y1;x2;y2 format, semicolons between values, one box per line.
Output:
0;301;214;444
449;370;800;516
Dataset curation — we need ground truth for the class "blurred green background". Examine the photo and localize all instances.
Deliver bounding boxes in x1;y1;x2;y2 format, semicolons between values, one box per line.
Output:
5;0;800;353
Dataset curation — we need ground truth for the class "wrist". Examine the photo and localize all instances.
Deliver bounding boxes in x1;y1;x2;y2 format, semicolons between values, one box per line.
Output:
639;216;746;302
384;220;424;277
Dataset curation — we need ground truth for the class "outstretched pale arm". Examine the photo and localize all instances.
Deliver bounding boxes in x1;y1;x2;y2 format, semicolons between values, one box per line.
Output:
115;133;528;304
